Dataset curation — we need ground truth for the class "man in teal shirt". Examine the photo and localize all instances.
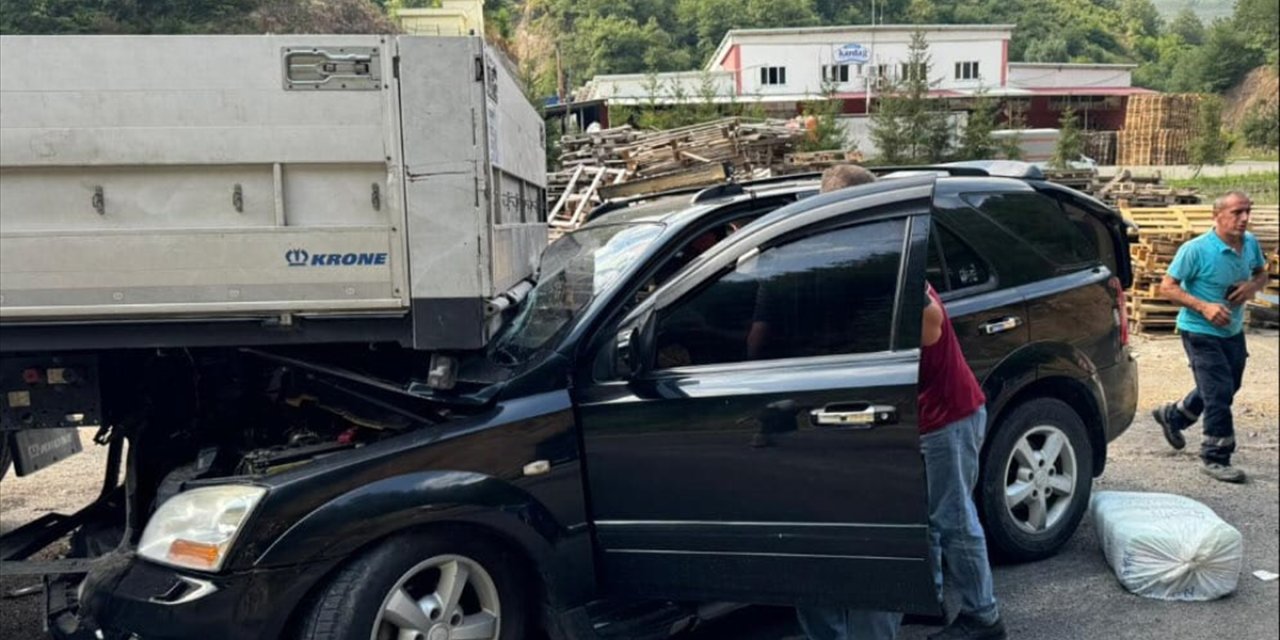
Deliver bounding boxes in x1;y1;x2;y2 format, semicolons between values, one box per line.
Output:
1153;191;1269;483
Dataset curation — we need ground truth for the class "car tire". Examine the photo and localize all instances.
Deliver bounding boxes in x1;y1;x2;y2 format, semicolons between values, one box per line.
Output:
978;398;1093;563
296;529;530;640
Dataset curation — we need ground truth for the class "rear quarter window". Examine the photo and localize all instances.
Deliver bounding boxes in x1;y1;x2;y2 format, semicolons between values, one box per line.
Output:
1059;199;1121;278
963;192;1098;269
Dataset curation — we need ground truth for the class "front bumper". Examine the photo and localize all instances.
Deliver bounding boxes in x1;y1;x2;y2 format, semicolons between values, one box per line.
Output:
79;552;339;640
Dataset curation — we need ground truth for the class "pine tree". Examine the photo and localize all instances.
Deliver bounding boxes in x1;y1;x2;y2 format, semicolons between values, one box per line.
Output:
998;99;1028;161
1189;95;1230;166
799;83;849;152
958;90;998;161
1051;105;1084;168
869;29;944;164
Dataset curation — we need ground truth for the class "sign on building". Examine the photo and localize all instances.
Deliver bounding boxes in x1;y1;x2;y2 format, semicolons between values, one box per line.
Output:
834;43;871;64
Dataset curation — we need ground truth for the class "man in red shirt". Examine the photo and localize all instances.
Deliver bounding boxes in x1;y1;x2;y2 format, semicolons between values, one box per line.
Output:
914;283;1005;640
797;168;1004;640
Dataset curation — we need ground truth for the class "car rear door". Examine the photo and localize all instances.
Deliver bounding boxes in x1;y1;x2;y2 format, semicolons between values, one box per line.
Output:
572;182;940;613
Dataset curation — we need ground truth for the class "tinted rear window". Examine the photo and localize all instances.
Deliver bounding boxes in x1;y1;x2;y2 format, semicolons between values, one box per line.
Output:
963;192;1098;268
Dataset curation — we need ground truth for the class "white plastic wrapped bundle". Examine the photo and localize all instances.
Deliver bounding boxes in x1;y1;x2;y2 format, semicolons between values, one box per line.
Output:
1090;491;1243;601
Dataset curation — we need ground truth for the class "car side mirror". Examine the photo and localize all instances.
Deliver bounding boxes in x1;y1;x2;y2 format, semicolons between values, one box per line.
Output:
614;327;642;379
613;307;655;379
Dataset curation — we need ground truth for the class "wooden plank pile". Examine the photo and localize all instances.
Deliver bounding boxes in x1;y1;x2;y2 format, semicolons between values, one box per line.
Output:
1117;94;1201;166
545;118;809;237
1122;205;1280;335
784;149;866;171
1247;251;1280;328
1090;170;1200;207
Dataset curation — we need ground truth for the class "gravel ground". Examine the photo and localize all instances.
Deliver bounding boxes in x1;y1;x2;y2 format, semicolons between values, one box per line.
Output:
3;332;1277;640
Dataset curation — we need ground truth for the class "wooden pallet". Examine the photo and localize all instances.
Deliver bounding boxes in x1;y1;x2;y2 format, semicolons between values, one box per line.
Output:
1127;294;1181;334
1124;94;1201;133
547;165;628;239
1116;129;1192;166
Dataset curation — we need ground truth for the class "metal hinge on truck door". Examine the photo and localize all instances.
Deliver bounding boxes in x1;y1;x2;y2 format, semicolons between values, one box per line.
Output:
283;47;381;90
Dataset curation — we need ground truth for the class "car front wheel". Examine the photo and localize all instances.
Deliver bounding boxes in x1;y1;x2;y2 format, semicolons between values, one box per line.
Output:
978;398;1093;563
297;530;529;640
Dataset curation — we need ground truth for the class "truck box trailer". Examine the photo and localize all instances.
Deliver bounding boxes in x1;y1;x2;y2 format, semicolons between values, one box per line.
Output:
0;35;547;352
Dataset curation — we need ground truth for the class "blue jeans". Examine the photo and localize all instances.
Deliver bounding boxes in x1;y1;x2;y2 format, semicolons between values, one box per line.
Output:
1166;331;1247;465
797;408;1000;640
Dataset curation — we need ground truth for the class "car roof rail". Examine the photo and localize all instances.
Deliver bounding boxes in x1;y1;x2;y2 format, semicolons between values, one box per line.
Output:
690;172;825;203
869;164;991;177
690;182;746;203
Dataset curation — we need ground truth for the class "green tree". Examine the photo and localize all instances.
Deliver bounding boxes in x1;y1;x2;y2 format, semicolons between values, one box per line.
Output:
925;109;954;162
906;0;936;23
798;83;848;152
1168;8;1205;46
0;0;260;33
958;91;999;161
1194;19;1265;93
1190;95;1230;166
1240;101;1280;150
870;93;910;164
1050;106;1083;169
869;30;950;163
998;100;1028;161
1119;0;1162;40
1023;36;1071;63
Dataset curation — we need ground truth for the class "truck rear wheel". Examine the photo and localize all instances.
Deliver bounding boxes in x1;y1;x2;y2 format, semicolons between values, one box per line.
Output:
297;530;529;640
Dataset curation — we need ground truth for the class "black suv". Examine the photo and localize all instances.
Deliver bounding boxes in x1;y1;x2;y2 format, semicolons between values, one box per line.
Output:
79;164;1136;640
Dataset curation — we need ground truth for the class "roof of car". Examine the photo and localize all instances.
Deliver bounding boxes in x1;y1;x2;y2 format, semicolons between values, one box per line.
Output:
572;160;1088;234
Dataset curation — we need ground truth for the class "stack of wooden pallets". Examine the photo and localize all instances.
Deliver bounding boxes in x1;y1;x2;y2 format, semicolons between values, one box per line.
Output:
1084;131;1116;166
1122;205;1280;334
545;118;811;238
1117;94;1201;167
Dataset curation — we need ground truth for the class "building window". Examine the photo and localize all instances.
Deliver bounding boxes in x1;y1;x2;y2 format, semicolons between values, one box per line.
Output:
822;64;851;83
899;62;926;81
955;61;980;80
760;66;787;86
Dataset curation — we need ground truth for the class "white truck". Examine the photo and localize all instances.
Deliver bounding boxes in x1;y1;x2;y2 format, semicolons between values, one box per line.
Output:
0;34;546;630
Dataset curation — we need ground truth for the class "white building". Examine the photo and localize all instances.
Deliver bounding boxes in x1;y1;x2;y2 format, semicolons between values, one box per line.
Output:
580;25;1020;105
570;24;1152;156
707;24;1014;99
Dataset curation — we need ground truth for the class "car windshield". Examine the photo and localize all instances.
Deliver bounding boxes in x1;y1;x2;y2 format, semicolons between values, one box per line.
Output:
488;222;664;365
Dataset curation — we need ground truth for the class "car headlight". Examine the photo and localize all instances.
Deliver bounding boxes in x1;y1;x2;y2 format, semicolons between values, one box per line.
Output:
138;485;266;572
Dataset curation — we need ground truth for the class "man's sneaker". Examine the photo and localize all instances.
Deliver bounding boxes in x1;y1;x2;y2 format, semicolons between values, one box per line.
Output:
1201;462;1246;483
927;613;1007;640
1152;404;1185;450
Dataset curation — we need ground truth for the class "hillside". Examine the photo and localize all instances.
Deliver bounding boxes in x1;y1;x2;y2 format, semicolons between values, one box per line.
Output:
1224;65;1279;128
1151;0;1233;22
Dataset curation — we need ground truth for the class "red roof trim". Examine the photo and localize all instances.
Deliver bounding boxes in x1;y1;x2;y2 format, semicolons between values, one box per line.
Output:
1020;87;1156;96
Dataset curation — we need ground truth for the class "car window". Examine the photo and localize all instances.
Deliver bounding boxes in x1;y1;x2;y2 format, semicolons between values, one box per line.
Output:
653;219;905;368
633;212;765;307
963;192;1097;268
1059;199;1118;277
936;223;991;291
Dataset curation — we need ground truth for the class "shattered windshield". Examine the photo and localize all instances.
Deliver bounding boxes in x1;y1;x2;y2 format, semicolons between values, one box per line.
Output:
488;222;664;365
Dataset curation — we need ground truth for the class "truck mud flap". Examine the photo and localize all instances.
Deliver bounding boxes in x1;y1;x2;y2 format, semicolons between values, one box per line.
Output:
12;428;82;476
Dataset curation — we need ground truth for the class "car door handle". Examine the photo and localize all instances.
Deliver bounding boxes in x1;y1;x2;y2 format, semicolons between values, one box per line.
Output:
979;316;1023;335
810;404;898;429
